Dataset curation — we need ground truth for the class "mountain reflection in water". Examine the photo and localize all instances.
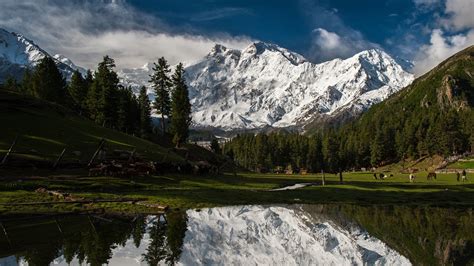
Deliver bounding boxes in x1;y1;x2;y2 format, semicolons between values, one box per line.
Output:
0;205;472;265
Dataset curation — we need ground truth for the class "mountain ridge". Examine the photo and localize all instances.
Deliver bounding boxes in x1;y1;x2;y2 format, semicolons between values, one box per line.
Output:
183;42;414;131
0;28;415;132
0;28;85;82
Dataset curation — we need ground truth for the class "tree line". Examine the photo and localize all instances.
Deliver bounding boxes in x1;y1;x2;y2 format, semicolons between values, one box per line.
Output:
223;108;473;174
223;92;473;173
2;55;191;147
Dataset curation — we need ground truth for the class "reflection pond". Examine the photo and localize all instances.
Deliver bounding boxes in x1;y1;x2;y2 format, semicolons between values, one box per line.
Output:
0;205;473;265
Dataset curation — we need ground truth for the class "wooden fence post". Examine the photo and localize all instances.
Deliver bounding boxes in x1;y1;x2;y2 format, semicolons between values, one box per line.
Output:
0;222;12;249
88;139;106;167
53;148;67;170
321;170;326;186
1;135;18;166
128;148;136;162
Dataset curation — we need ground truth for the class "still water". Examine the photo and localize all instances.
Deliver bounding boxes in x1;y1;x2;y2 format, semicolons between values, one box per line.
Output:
0;205;473;265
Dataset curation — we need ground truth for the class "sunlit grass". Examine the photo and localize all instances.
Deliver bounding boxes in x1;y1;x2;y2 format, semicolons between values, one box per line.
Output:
0;170;473;215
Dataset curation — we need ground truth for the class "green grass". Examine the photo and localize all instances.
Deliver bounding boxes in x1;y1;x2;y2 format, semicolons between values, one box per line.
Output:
1;90;473;215
448;160;474;169
0;171;473;215
0;90;183;164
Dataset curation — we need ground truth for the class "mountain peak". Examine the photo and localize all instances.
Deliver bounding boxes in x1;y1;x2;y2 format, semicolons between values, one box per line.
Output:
210;44;228;55
0;28;85;81
186;41;414;131
240;41;307;65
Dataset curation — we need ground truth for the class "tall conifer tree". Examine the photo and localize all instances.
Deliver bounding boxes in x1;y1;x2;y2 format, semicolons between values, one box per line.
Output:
68;70;89;113
87;56;119;127
149;57;171;135
138;86;152;138
31;56;66;103
170;63;192;147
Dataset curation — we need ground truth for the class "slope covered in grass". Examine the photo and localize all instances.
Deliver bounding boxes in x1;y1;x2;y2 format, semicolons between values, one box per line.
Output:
0;90;184;165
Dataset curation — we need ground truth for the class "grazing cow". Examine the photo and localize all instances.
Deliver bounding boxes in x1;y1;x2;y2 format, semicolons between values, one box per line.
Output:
106;161;123;177
133;161;156;176
89;163;107;176
373;173;378;180
427;172;437;181
379;173;385;180
409;174;415;183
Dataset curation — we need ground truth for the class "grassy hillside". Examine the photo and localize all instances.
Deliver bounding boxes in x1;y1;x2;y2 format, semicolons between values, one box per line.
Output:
0;89;184;166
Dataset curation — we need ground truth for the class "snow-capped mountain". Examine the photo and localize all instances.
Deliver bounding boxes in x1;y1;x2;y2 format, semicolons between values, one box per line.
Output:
185;42;414;130
179;205;411;265
119;42;414;131
0;28;84;82
14;206;410;265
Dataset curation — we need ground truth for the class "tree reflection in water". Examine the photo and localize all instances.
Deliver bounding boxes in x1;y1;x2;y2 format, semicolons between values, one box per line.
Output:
0;206;472;265
0;211;188;266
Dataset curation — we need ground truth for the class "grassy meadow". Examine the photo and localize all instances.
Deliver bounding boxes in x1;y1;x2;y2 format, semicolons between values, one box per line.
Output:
0;170;472;216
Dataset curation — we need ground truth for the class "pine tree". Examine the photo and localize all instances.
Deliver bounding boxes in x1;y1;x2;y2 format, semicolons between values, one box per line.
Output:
21;68;33;94
210;138;221;154
99;56;119;128
150;57;172;135
88;56;119;127
31;56;67;103
68;70;89;113
323;132;340;173
3;76;19;91
86;78;102;123
84;70;93;88
170;63;192;147
138;86;152;138
116;87;130;133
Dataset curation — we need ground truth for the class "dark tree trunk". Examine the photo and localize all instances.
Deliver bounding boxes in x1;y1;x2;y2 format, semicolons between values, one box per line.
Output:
161;113;165;135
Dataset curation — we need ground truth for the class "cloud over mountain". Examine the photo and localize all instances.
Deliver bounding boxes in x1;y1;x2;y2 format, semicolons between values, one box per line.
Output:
0;0;252;70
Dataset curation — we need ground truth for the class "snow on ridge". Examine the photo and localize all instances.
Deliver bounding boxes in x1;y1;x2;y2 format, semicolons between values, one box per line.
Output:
0;28;84;80
179;205;411;265
115;41;414;131
182;42;414;130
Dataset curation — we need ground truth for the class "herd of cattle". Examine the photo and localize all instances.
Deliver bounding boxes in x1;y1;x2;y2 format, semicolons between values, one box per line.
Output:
88;159;219;177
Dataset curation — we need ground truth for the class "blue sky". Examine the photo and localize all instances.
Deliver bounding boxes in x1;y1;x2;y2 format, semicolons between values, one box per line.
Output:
126;0;435;59
0;0;473;75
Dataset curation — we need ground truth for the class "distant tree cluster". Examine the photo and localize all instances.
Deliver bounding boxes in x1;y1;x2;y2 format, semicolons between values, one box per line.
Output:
2;55;192;145
224;95;473;173
224;109;473;173
223;133;326;172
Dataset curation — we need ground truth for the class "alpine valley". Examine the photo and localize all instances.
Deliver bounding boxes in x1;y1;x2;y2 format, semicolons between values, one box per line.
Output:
1;28;414;132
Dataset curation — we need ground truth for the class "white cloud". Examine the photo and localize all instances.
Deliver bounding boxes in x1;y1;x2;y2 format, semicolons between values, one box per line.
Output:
413;29;474;75
411;0;474;75
299;0;380;63
443;0;474;30
310;28;379;62
413;0;440;7
0;0;252;70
